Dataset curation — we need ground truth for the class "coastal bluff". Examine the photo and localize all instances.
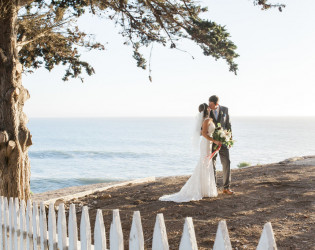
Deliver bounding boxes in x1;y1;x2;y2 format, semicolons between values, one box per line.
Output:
33;156;315;249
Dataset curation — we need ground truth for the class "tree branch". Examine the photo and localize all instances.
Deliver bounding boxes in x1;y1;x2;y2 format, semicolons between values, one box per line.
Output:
17;18;73;50
18;0;36;7
17;30;49;49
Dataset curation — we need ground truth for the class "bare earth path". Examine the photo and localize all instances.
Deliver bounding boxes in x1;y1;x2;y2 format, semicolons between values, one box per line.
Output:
34;156;315;249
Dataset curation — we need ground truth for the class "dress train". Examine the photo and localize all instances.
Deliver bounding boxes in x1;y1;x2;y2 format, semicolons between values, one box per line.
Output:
159;121;218;202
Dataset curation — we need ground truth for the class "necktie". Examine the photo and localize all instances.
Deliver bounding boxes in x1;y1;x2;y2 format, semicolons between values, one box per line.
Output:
214;109;218;120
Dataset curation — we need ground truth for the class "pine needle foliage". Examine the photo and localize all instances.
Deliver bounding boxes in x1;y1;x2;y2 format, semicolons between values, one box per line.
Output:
11;0;285;81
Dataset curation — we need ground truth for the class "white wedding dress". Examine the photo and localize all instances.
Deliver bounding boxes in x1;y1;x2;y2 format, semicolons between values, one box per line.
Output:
159;119;218;202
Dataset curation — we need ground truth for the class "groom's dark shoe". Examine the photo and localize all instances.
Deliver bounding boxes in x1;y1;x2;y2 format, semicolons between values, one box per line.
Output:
223;189;234;195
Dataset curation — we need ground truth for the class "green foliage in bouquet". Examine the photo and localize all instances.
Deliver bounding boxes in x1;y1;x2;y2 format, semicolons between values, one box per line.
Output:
213;123;234;150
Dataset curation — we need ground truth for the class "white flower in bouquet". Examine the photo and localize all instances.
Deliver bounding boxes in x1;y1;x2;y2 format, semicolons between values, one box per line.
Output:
219;130;226;138
224;130;232;140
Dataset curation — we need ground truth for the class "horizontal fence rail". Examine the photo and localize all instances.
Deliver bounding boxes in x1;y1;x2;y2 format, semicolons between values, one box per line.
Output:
0;196;277;249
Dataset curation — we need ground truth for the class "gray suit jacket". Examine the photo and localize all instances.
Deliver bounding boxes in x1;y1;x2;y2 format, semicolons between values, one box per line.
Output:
210;105;232;132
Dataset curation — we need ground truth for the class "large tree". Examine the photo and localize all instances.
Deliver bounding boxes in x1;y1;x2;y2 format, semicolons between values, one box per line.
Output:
0;0;284;200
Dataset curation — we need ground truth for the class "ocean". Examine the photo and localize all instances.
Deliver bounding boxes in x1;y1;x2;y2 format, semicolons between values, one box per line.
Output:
28;117;315;193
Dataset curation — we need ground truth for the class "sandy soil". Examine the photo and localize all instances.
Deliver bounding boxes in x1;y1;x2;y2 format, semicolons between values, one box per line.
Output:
34;156;315;249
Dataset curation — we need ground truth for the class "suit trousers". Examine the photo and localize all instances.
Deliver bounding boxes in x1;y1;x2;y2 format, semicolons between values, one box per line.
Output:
212;145;231;189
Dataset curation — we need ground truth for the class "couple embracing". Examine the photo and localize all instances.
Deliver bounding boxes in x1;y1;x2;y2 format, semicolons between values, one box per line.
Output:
160;95;233;203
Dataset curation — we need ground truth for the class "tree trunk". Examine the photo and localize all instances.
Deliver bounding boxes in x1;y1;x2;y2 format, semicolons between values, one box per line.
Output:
0;1;31;200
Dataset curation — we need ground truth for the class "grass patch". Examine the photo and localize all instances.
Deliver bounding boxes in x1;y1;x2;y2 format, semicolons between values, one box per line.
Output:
237;162;251;168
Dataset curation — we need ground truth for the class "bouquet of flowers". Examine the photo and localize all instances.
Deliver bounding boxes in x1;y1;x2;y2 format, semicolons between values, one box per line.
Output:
212;123;234;150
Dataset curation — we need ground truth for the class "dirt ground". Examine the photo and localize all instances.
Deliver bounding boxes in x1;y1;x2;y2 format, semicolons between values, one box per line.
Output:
60;159;315;249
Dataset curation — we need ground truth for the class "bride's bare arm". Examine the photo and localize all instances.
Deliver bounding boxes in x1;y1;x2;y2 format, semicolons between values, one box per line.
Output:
201;119;220;145
202;119;220;145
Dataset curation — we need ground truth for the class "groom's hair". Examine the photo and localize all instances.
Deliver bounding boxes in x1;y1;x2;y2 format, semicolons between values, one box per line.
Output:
209;95;219;104
199;103;209;118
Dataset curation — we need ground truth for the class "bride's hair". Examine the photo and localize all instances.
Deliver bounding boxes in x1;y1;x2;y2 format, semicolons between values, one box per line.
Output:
199;103;209;118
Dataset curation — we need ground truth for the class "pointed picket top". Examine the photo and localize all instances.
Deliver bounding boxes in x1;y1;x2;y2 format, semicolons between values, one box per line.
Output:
94;209;106;250
14;198;20;221
19;200;26;250
179;217;198;250
0;196;3;250
110;209;124;250
48;203;57;250
26;199;33;250
14;197;20;250
152;213;169;250
39;202;48;249
57;203;67;250
80;206;91;250
213;220;232;250
14;197;19;216
257;222;277;250
14;197;19;214
68;204;78;250
129;211;144;250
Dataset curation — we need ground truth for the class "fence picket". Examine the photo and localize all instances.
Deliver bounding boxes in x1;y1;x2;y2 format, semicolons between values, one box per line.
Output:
257;222;277;250
152;213;169;250
68;204;78;250
57;204;67;250
110;209;124;250
39;203;48;250
0;197;3;250
4;198;9;250
19;201;26;250
94;209;106;250
129;211;144;250
9;198;14;250
80;206;91;250
13;198;19;250
0;196;281;250
26;200;33;250
48;204;56;250
32;202;40;250
179;217;198;250
213;220;232;250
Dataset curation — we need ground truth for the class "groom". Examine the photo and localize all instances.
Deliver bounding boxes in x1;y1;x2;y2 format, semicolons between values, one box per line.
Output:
209;95;234;195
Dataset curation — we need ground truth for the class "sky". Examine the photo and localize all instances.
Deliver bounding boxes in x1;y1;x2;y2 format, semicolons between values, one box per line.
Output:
23;0;315;118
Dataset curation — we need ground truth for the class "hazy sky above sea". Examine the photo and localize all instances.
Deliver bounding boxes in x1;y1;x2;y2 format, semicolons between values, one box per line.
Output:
23;0;315;118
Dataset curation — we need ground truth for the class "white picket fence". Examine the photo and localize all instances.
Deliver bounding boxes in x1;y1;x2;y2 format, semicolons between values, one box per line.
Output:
0;196;277;249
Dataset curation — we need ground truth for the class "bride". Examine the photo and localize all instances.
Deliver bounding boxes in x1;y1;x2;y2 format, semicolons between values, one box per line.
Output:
159;103;221;202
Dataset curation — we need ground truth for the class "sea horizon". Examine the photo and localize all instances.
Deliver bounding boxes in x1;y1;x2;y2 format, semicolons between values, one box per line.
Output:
28;116;315;193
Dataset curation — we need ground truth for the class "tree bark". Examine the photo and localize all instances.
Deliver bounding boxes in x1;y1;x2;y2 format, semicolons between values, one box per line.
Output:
0;0;31;200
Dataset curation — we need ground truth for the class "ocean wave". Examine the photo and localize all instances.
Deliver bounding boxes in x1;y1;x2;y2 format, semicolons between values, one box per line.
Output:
29;150;153;159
